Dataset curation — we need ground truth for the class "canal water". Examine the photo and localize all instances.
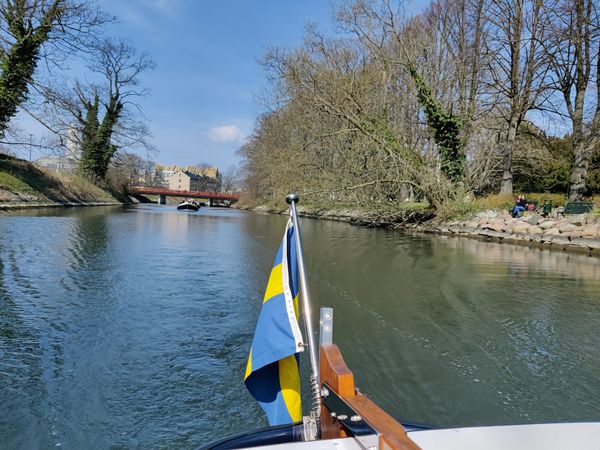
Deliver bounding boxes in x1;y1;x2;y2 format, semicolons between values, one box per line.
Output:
1;205;599;448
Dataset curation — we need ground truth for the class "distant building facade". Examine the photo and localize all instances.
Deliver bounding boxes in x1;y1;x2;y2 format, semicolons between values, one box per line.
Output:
35;125;81;174
167;171;203;191
155;164;221;192
35;155;79;173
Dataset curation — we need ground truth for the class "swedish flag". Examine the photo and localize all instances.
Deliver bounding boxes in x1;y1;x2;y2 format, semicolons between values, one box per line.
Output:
245;218;304;425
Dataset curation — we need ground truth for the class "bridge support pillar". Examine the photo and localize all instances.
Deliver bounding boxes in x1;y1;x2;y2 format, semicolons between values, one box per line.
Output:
158;194;166;205
209;198;213;207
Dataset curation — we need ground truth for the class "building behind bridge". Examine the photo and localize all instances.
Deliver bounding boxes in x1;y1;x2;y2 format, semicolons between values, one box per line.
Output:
155;165;221;192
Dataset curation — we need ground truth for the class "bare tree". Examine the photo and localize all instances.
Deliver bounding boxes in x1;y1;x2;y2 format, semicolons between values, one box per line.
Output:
39;38;155;179
336;0;469;187
220;165;241;193
546;0;599;200
108;151;156;187
241;0;600;209
484;0;552;194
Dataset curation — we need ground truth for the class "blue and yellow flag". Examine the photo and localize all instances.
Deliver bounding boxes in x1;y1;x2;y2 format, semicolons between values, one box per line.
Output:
245;218;304;425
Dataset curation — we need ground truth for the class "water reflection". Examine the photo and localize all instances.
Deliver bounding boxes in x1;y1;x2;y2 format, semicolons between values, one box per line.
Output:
280;220;600;427
435;234;600;281
0;242;52;448
0;207;599;447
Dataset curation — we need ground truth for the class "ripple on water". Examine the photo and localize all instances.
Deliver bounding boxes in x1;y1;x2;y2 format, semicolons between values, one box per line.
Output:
1;207;600;446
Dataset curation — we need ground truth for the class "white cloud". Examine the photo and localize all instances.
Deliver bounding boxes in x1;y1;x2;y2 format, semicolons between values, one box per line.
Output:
103;0;181;31
206;125;245;143
147;0;181;16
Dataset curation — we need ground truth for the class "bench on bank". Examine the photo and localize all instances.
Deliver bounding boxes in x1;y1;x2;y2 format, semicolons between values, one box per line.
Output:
557;201;595;216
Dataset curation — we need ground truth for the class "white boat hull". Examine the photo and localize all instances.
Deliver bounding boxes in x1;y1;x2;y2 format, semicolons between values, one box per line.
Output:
408;422;600;449
234;423;600;450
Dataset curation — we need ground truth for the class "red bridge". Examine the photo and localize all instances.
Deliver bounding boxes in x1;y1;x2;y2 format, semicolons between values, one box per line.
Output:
129;186;240;205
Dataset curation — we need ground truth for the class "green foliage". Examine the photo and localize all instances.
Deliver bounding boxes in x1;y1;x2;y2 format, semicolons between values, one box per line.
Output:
514;158;571;193
407;66;465;183
512;134;591;194
587;146;600;194
511;124;600;198
79;94;124;180
80;95;101;177
0;1;62;136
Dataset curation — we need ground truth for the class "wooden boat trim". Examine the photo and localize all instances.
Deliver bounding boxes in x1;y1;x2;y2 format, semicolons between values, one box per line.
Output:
319;344;422;450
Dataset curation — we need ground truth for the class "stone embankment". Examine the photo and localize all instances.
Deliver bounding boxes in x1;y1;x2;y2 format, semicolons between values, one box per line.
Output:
421;210;600;256
242;203;600;256
0;200;122;211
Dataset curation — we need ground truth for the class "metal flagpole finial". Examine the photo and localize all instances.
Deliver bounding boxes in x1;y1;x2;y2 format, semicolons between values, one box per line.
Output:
286;193;300;205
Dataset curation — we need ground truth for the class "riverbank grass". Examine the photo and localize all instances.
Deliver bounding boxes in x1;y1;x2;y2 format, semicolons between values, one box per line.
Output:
0;154;119;206
436;192;599;222
474;193;570;210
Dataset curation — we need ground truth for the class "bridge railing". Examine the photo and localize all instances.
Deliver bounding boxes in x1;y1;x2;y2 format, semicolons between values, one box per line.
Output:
129;185;240;201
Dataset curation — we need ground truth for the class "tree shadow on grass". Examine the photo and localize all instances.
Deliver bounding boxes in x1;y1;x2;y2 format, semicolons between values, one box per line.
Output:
0;154;103;203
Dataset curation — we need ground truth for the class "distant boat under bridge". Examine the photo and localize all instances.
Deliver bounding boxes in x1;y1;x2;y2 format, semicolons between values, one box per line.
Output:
129;186;240;206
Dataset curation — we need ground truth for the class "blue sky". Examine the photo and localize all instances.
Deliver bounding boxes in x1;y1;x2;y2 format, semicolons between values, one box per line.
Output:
13;1;428;170
98;0;336;170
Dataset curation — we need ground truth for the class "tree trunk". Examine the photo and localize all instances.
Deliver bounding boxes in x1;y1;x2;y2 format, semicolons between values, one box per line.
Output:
562;0;595;201
500;118;518;194
400;183;414;202
568;137;592;200
567;83;589;201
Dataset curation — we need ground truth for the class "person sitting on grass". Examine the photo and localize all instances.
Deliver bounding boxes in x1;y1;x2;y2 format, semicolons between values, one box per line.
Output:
511;194;528;218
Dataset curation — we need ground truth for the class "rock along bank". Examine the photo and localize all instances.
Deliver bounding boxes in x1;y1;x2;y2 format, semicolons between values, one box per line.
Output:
241;204;600;257
416;209;600;257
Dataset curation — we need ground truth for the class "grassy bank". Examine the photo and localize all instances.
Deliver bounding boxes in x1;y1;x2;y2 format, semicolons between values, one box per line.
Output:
0;154;121;209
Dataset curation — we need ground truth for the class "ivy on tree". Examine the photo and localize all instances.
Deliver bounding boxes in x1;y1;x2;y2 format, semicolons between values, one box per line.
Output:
71;39;153;181
408;65;465;184
79;93;123;180
0;1;61;137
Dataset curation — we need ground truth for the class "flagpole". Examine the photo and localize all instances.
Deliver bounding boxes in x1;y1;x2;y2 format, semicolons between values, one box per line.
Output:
286;193;321;423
